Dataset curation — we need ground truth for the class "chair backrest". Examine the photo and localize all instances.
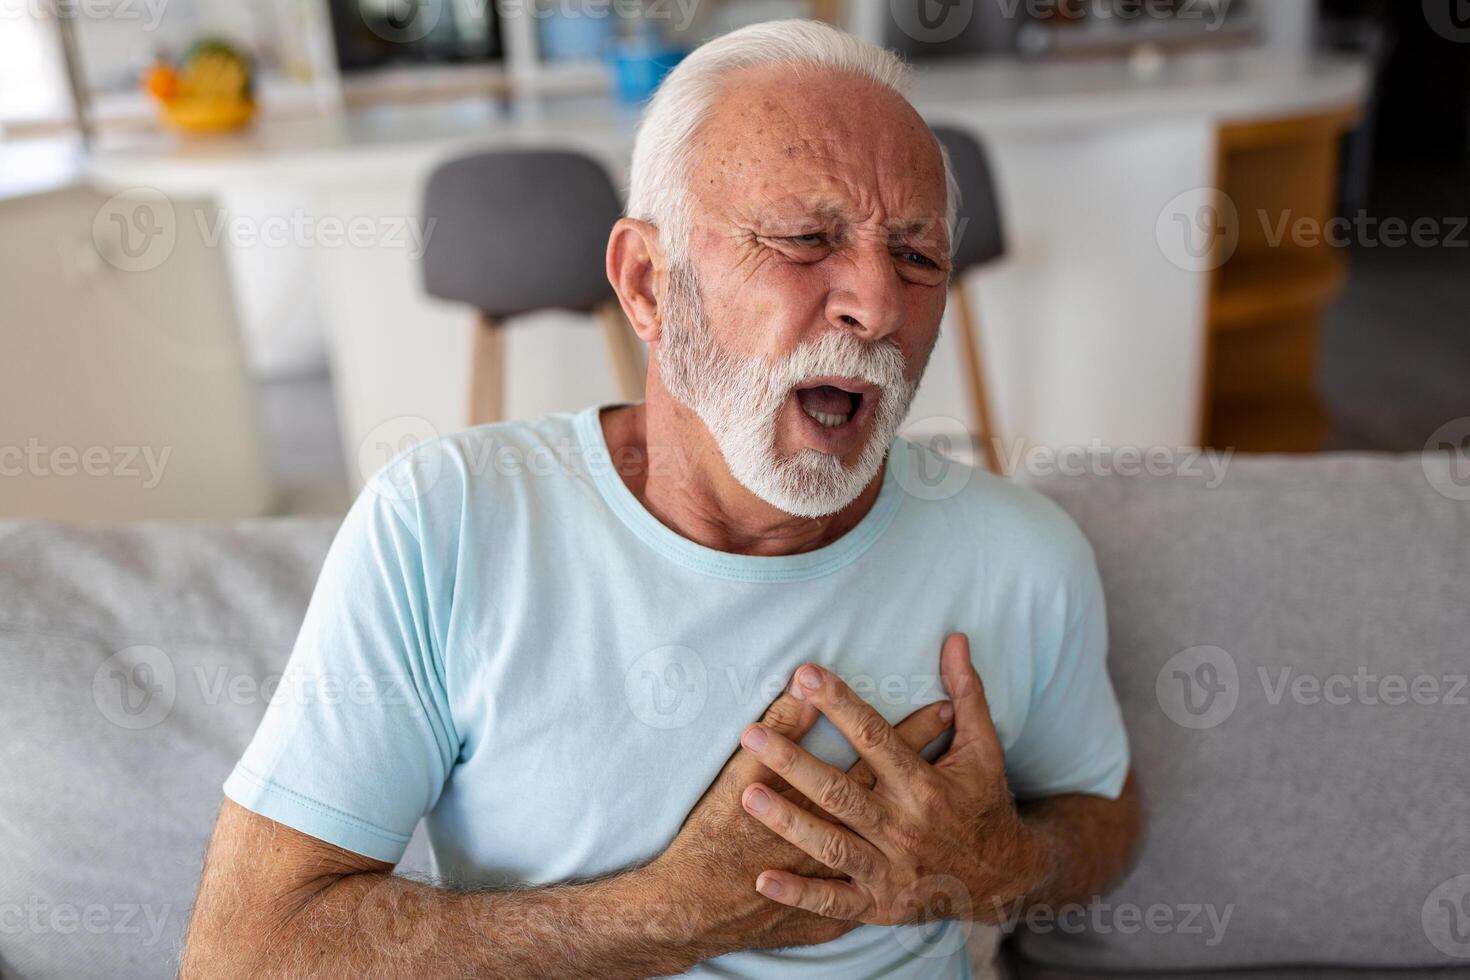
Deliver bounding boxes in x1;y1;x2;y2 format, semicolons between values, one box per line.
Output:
420;149;622;319
0;184;272;520
932;125;1007;274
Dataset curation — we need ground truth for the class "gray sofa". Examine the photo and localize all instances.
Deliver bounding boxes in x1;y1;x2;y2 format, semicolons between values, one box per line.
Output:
3;456;1467;978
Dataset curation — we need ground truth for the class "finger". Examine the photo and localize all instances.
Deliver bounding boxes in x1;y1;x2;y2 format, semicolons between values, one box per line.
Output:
725;689;821;788
848;699;954;789
741;783;882;881
741;723;888;836
754;871;870;922
937;633;1003;770
761;686;822;742
789;664;924;787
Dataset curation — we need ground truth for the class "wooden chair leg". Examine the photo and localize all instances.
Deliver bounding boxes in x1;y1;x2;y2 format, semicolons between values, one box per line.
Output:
594;300;646;403
467;312;505;426
952;278;1005;476
809;0;844;24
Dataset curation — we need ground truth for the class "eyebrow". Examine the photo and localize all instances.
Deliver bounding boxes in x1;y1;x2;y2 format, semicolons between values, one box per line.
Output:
767;204;942;237
779;202;845;228
751;199;949;261
887;219;944;240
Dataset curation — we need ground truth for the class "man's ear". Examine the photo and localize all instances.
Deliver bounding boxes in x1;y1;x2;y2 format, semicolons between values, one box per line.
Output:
606;217;667;344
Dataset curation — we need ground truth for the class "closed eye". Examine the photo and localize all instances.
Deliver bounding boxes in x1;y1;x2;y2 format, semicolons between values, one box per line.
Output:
897;249;939;269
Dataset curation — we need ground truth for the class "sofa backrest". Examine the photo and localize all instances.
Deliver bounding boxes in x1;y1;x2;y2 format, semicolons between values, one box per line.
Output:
1012;454;1470;973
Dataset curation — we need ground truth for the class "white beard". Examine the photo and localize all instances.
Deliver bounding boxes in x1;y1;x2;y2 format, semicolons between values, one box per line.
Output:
658;262;919;519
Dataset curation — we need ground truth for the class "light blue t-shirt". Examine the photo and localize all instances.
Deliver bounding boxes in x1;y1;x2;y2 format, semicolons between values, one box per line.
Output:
225;406;1129;978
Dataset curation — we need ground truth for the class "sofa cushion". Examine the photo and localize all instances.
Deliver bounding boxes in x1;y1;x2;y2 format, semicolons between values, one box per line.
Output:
0;519;433;980
1011;455;1470;973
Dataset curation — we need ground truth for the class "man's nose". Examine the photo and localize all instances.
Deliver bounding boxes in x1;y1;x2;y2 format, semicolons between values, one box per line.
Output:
823;245;905;342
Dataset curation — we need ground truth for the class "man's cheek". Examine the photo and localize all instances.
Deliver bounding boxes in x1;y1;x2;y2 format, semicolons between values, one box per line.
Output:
901;326;943;378
732;295;811;358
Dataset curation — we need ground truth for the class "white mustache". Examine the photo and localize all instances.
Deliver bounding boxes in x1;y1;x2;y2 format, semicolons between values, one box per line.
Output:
760;332;908;398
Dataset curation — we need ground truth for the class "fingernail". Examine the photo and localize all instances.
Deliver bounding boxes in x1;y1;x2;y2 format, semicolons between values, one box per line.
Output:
798;665;822;690
744;786;771;814
742;724;769;752
939;701;954;724
757;873;783;897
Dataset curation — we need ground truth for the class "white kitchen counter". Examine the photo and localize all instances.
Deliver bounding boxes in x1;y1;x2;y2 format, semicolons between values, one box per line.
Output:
88;49;1366;173
79;49;1369;485
911;48;1366;131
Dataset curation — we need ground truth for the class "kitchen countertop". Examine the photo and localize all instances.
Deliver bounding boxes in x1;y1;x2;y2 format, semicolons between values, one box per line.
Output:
912;48;1367;130
75;49;1369;191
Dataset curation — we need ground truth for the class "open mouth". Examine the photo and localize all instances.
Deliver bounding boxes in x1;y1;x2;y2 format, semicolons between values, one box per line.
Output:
796;383;863;428
793;379;875;434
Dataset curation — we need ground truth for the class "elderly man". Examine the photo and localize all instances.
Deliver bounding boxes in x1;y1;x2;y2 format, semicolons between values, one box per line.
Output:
183;19;1139;979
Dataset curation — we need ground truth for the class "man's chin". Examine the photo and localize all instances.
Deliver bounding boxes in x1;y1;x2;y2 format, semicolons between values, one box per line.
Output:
693;395;888;519
729;450;873;520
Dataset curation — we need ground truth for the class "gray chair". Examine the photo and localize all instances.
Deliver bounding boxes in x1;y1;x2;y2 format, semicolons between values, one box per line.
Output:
420;149;645;425
933;125;1007;474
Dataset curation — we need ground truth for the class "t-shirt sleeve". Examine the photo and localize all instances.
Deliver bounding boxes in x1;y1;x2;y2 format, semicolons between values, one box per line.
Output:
224;476;458;863
1002;543;1131;801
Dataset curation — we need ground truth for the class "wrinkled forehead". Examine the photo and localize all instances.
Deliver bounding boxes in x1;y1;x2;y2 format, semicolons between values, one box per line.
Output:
691;63;949;241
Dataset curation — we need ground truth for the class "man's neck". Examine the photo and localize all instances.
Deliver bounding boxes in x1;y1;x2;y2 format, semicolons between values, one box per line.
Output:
598;394;884;558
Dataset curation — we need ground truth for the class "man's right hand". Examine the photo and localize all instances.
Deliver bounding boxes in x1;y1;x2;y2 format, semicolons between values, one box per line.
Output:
182;675;953;980
645;678;955;954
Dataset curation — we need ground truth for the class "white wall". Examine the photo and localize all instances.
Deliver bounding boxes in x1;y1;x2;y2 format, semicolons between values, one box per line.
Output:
1255;0;1319;56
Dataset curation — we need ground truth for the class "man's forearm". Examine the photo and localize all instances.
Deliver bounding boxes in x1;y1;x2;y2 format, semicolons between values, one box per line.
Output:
1009;772;1143;917
184;861;726;980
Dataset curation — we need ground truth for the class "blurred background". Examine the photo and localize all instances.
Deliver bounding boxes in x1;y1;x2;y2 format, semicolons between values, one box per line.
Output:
1;0;1466;520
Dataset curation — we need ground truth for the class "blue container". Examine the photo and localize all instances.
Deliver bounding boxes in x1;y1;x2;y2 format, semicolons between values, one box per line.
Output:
539;10;615;63
606;38;686;104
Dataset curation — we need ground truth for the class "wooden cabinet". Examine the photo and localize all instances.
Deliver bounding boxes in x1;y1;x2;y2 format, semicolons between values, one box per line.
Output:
1202;108;1360;452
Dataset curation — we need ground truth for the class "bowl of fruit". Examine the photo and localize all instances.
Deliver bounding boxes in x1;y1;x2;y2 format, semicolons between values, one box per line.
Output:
144;38;256;134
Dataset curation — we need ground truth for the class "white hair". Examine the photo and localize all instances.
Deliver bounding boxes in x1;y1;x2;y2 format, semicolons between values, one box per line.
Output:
626;18;960;267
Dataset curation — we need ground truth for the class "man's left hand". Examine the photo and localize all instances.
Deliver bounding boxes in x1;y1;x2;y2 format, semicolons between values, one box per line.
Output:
735;633;1049;926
